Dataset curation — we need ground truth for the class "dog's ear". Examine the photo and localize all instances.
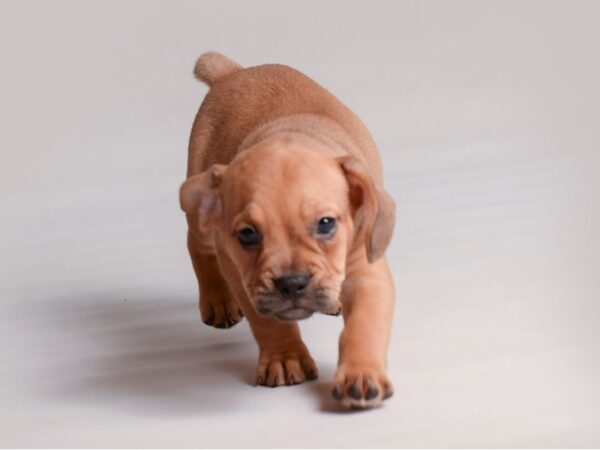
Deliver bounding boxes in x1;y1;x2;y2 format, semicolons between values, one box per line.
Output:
338;157;396;263
179;164;227;232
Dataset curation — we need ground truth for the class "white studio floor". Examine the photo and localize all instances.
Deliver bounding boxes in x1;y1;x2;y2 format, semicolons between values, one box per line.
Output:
1;1;599;448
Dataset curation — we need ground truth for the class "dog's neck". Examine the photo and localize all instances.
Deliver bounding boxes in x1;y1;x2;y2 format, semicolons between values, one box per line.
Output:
239;113;364;160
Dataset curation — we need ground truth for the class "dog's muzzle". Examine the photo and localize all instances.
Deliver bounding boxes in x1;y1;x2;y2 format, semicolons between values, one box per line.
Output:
254;272;340;321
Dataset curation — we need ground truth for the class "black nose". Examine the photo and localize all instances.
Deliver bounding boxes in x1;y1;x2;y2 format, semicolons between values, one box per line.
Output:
273;273;310;299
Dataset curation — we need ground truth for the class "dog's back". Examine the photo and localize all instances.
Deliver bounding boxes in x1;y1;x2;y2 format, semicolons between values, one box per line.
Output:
187;53;382;182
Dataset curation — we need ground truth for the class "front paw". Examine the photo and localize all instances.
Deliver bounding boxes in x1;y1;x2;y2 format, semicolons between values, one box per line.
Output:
200;293;243;329
331;364;393;409
255;347;318;387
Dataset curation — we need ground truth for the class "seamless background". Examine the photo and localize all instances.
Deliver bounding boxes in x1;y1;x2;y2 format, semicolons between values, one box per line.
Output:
1;0;599;447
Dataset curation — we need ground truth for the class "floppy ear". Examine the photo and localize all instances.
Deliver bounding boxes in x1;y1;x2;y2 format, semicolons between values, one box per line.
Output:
338;157;396;263
179;164;227;232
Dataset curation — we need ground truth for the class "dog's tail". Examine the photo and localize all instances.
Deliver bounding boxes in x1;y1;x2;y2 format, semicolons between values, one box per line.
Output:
194;52;242;87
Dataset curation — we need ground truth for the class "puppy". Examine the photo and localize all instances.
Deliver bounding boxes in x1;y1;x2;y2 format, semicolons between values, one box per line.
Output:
180;52;396;409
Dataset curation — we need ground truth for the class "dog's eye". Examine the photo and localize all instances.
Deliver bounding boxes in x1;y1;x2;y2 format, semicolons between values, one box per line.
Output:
237;227;261;247
316;217;336;238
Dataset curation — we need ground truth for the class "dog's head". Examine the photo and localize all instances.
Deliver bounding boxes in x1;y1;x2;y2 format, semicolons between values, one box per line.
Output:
180;139;395;321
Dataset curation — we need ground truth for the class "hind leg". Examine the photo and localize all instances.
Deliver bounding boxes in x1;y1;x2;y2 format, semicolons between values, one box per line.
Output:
188;231;243;328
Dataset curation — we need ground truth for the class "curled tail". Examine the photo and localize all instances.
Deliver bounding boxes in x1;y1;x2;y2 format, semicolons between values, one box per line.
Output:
193;52;242;87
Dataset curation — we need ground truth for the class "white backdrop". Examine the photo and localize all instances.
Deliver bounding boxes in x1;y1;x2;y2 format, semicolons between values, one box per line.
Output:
1;1;599;447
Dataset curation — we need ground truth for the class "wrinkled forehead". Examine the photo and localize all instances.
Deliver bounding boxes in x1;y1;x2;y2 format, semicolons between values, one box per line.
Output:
220;145;349;223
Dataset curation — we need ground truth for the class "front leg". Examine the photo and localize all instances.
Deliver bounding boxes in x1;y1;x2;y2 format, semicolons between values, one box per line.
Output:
215;246;318;387
252;314;318;387
333;257;395;408
188;230;243;328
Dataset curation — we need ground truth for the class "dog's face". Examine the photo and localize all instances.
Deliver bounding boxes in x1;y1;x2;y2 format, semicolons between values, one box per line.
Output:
181;139;395;321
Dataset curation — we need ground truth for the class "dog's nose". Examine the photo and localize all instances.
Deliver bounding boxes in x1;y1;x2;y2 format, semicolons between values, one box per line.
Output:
273;273;310;299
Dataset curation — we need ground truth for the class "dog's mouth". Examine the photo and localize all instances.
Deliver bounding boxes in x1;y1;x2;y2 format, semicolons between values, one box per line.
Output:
253;286;341;321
